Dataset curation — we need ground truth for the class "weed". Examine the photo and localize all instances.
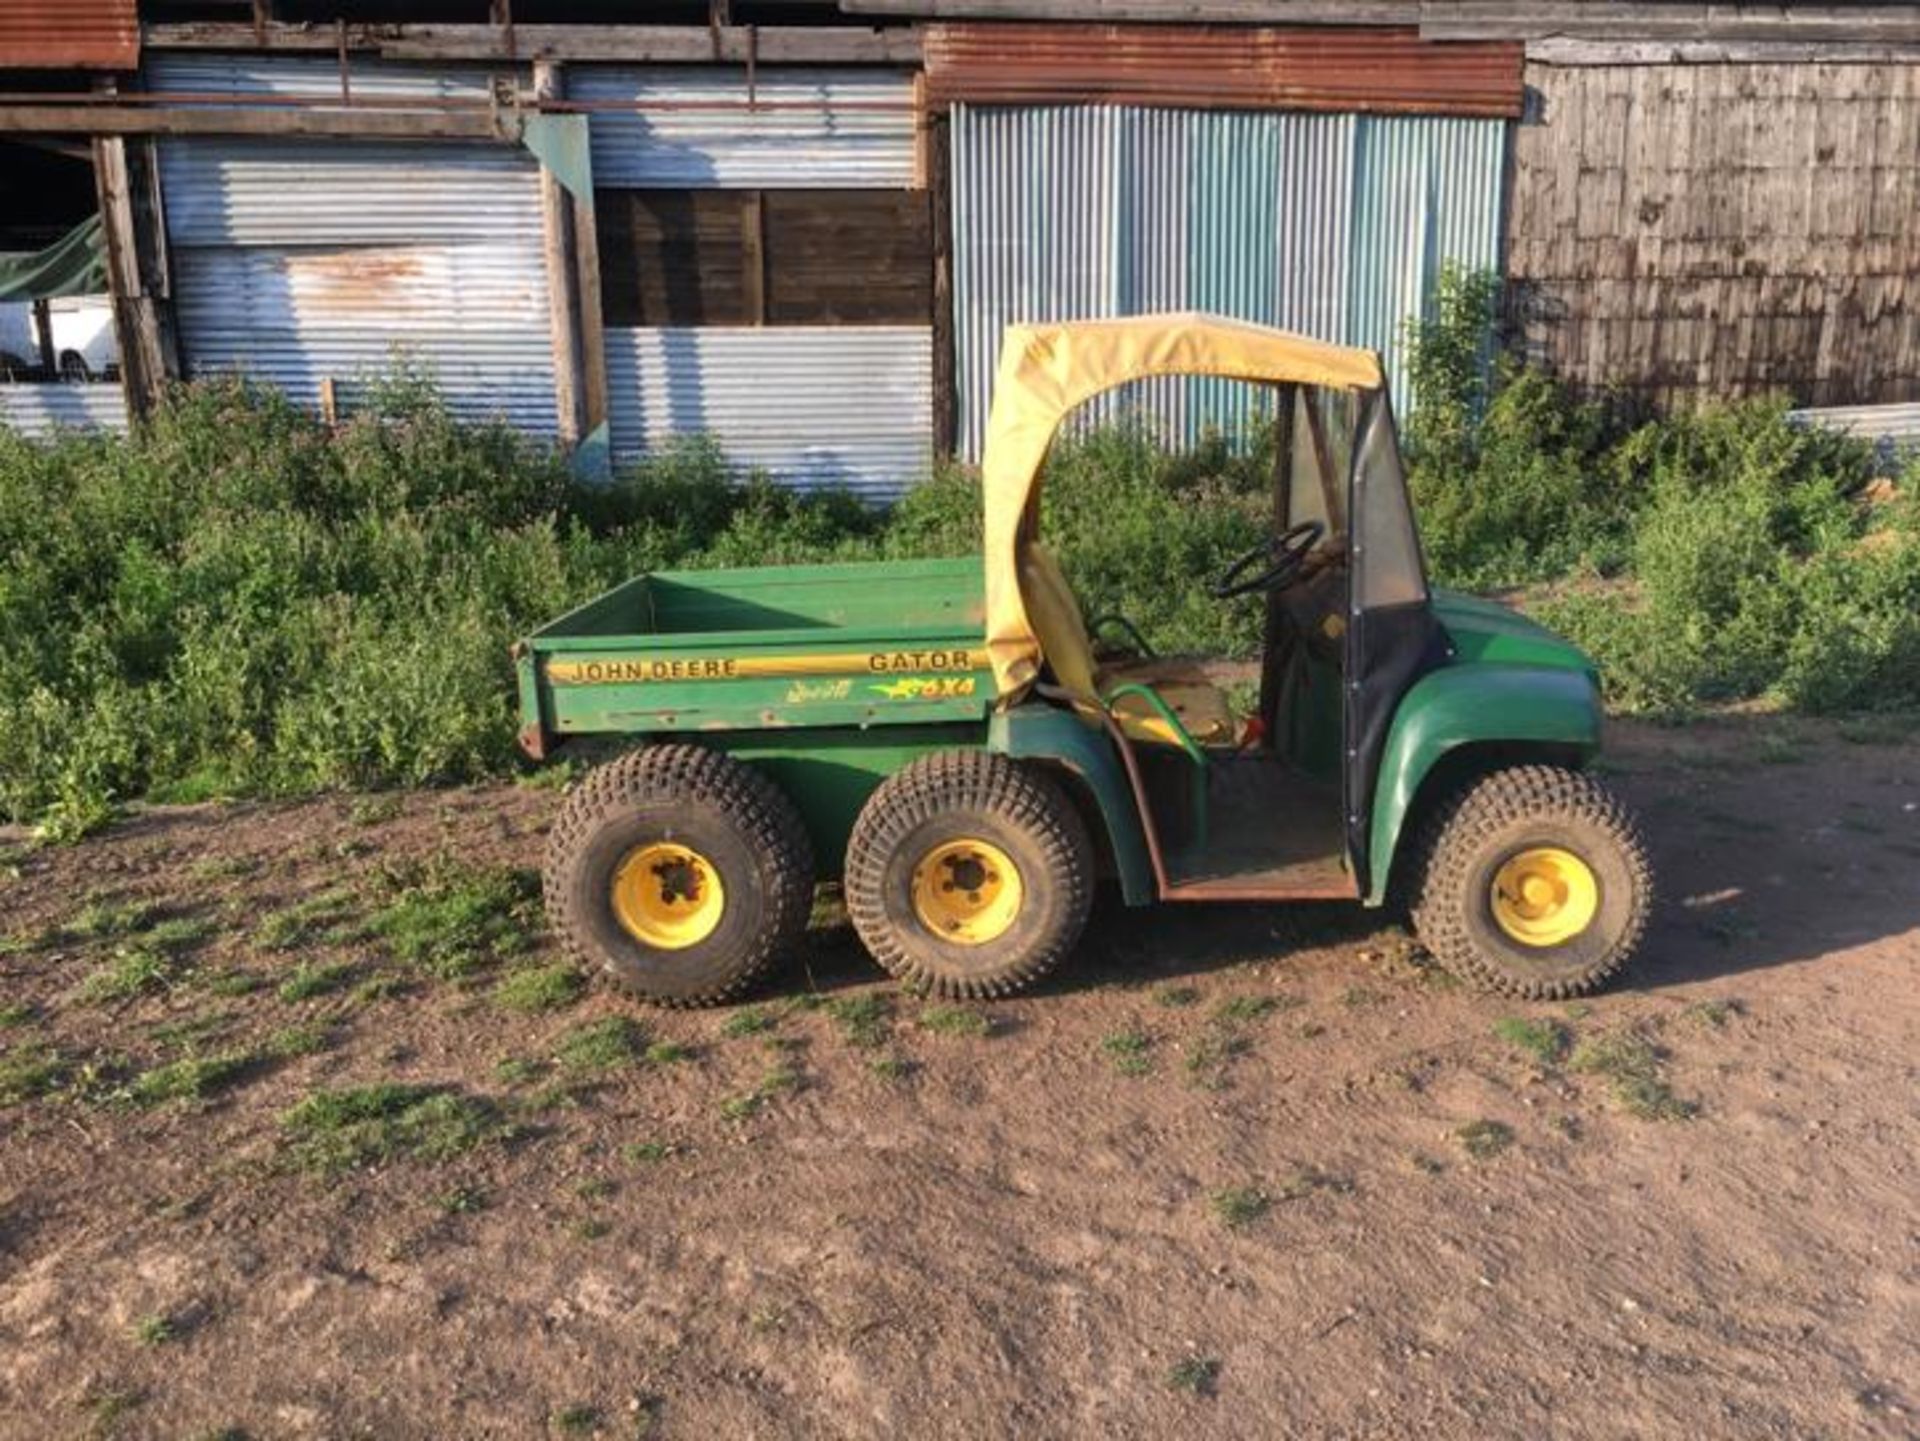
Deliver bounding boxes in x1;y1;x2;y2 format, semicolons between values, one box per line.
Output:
346;972;408;1007
349;796;405;826
79;1388;144;1432
1166;1355;1221;1397
127;1052;253;1107
370;864;538;979
189;855;256;882
824;993;890;1048
553;1017;645;1072
1493;1016;1571;1066
1680;998;1740;1029
621;1141;672;1164
132;1313;176;1346
1183;1028;1250;1089
145;916;216;955
201;969;263;998
492;963;584;1014
570;1218;611;1241
1341;986;1381;1008
721;1006;775;1038
1455;1119;1515;1160
0;1044;67;1105
1214;994;1300;1024
78;947;175;1004
1570;1030;1696;1120
868;1055;913;1081
919;1004;991;1037
280;1084;504;1174
0;1002;35;1028
66;896;156;942
277;959;359;1003
554;1404;600;1435
1100;1030;1153;1076
1272;1166;1352;1201
719;1062;804;1121
1153;984;1201;1008
1296;1021;1326;1040
1409;1152;1445;1175
438;1184;488;1214
644;1041;691;1065
255;891;355;952
495;1057;541;1086
1209;1185;1271;1228
575;1177;616;1202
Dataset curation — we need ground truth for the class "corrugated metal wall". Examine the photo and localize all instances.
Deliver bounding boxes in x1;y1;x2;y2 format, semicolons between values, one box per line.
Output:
0;384;129;439
0;0;138;70
577;64;930;493
147;55;558;436
573;67;919;188
951;103;1506;458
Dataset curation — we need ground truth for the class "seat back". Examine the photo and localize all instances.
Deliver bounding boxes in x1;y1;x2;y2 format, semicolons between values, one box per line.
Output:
1017;541;1100;701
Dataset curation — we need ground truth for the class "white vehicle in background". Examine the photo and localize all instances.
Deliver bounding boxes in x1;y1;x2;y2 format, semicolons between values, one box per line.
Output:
0;294;116;381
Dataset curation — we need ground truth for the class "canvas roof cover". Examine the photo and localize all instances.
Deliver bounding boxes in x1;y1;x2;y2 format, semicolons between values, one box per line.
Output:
981;311;1384;696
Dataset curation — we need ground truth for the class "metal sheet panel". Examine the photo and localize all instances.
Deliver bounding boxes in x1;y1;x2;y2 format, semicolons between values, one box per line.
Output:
925;23;1524;118
144;52;515;102
572;66;918;189
148;56;556;437
951;102;1507;458
0;0;137;70
605;326;932;497
0;384;129;438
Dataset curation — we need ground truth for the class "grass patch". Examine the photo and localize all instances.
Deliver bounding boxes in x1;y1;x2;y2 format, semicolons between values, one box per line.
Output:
132;1313;177;1346
867;1054;913;1081
65;896;157;941
200;968;263;998
1166;1355;1221;1397
720;1006;776;1038
1153;984;1201;1008
1213;993;1302;1024
823;993;890;1048
145;916;216;955
554;1404;601;1435
0;1002;36;1028
0;1044;67;1105
77;947;176;1004
552;1016;645;1073
276;959;359;1003
1183;1027;1250;1089
1209;1185;1271;1229
437;1184;487;1215
1570;1029;1696;1120
492;963;584;1014
1455;1119;1515;1160
127;1051;252;1107
1100;1029;1153;1076
369;864;538;980
280;1083;504;1174
918;1004;991;1038
255;891;356;952
621;1141;673;1164
644;1040;691;1065
1493;1016;1571;1066
263;1021;334;1060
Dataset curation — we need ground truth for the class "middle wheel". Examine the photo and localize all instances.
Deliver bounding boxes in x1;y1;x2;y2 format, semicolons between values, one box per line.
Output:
843;751;1094;998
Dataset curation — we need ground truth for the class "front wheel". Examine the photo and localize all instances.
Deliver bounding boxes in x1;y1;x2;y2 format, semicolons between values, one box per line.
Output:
844;752;1093;998
1412;765;1653;999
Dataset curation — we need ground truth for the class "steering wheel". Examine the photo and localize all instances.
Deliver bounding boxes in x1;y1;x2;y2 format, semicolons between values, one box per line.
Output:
1210;521;1326;599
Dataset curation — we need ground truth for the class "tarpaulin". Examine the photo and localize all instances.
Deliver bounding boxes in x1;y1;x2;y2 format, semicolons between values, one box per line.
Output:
0;216;107;302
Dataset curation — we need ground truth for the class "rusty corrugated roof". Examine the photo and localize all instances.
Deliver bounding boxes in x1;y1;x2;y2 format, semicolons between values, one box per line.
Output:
0;0;138;69
924;23;1523;118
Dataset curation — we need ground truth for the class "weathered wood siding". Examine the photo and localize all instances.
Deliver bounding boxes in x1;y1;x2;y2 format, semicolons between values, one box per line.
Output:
1507;62;1920;407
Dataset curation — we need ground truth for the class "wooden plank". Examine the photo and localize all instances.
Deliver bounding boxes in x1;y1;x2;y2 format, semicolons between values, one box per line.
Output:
1527;38;1920;66
534;60;583;450
1423;2;1920;44
573;188;608;441
742;190;767;327
926;104;956;458
143;21;922;64
843;0;1420;22
0;104;510;140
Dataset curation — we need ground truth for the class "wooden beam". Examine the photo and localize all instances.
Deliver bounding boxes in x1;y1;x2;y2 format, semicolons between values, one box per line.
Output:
93;134;168;420
1526;37;1920;65
840;0;1418;22
573;186;607;442
924;96;957;460
534;60;584;450
143;21;922;64
1420;2;1920;44
0;103;514;140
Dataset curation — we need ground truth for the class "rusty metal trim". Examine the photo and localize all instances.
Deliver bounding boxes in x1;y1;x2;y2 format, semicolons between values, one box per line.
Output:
0;0;138;70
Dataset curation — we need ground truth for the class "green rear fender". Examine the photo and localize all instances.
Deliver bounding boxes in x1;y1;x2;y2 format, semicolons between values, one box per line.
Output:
1367;664;1604;905
989;706;1155;906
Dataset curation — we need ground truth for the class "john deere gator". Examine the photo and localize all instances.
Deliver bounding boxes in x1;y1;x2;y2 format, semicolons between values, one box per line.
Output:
516;314;1653;1006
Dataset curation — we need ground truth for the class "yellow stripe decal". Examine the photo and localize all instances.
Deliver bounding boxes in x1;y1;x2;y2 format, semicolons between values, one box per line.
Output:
546;648;993;686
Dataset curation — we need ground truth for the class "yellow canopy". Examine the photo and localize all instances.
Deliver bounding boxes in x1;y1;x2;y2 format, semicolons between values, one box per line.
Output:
981;312;1385;698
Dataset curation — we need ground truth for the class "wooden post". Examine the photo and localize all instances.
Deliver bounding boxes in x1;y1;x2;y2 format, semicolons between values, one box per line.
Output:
534;59;585;449
31;299;55;375
93;133;170;419
572;186;608;440
924;87;957;460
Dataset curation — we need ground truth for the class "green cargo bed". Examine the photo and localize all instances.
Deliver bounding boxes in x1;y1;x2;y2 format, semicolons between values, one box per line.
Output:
514;556;992;754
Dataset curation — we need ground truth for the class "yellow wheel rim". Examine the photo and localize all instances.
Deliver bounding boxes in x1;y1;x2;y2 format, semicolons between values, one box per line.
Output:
1490;846;1599;948
910;838;1024;946
611;842;725;950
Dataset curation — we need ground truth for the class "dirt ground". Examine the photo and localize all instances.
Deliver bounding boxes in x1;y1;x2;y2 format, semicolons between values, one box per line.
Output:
0;715;1915;1440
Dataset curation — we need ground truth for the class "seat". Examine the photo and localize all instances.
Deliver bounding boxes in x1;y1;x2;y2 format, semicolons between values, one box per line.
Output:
1018;542;1235;748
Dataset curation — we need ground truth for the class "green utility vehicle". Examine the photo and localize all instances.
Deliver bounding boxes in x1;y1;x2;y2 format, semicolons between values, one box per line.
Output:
518;314;1652;1006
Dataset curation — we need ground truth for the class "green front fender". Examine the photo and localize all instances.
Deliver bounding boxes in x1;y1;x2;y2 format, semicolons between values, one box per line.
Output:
1366;664;1604;904
989;705;1155;906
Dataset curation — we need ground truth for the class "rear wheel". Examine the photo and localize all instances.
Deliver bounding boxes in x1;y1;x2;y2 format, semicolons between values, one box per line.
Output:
544;745;814;1007
1412;764;1652;998
844;752;1093;998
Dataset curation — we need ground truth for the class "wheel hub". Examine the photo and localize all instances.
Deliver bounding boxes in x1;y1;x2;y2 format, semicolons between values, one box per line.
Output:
612;841;725;950
1490;846;1598;948
910;839;1023;946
